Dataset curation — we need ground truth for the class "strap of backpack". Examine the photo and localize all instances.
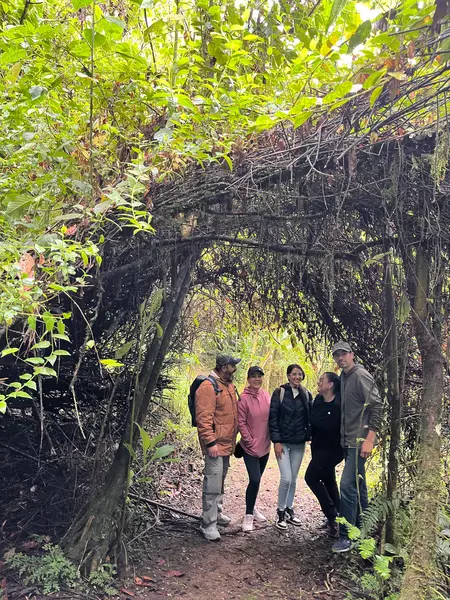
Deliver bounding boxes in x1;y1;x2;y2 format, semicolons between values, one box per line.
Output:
279;386;285;404
206;375;220;395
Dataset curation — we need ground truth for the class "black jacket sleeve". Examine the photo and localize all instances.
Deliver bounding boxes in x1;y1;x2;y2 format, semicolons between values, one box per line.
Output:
269;387;281;443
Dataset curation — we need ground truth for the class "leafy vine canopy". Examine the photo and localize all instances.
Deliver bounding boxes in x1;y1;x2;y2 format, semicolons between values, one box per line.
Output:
0;0;448;411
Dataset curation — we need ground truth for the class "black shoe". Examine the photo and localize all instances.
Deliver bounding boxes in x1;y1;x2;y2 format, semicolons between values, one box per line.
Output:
276;509;287;530
327;520;339;538
285;507;301;526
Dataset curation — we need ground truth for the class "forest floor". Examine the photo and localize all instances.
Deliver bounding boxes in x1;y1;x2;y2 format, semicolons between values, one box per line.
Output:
121;449;357;600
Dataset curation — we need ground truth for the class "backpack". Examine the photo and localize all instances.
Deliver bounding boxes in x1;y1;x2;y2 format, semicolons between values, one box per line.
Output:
188;375;220;427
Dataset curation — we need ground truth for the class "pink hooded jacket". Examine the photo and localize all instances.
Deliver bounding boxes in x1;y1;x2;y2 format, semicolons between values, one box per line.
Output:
238;386;271;458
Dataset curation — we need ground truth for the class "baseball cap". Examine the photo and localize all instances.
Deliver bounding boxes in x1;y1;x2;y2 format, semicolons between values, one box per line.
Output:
331;341;353;355
247;366;264;377
216;353;241;367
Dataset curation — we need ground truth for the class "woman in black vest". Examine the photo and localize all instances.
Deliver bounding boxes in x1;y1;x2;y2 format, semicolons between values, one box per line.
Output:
305;372;343;537
269;364;312;530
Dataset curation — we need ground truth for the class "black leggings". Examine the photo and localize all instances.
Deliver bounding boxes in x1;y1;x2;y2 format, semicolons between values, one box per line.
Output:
305;447;343;522
243;452;270;514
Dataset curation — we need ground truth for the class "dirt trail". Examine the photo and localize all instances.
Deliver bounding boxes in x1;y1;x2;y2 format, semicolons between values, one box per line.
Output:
124;449;350;600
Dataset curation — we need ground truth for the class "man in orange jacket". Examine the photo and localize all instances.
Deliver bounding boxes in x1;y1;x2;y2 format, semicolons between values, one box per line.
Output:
196;353;240;541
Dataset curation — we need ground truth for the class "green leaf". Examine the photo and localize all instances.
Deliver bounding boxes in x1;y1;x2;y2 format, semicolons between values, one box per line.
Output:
323;81;352;104
104;15;126;29
374;555;393;580
24;380;37;391
20;373;32;380
1;347;19;357
29;86;46;100
115;341;133;359
31;341;51;350
358;537;377;559
155;323;163;338
25;357;45;365
43;314;55;332
83;29;107;48
53;333;71;342
293;111;312;128
72;0;91;8
0;401;6;414
34;367;57;377
151;444;175;460
397;293;411;324
370;85;384;107
136;423;152;463
327;0;349;30
123;442;136;460
57;320;65;335
100;358;124;369
363;68;386;90
384;543;398;555
53;350;71;356
28;316;37;331
140;0;153;7
15;390;33;399
222;154;233;171
347;21;372;53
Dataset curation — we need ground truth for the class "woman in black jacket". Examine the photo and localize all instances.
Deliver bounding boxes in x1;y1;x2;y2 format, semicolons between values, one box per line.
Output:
269;364;312;530
305;372;343;538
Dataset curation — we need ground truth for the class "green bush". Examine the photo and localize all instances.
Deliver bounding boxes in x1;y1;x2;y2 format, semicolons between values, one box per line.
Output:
6;544;117;596
6;544;79;594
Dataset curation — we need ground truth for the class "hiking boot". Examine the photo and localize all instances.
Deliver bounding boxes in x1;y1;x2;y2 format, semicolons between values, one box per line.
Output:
285;507;301;526
217;513;231;526
242;514;254;532
327;520;339;539
332;537;351;553
200;526;221;541
253;508;267;523
276;509;288;531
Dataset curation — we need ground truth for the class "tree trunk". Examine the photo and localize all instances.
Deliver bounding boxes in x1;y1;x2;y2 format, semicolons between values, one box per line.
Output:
399;246;444;599
384;250;401;545
62;251;197;574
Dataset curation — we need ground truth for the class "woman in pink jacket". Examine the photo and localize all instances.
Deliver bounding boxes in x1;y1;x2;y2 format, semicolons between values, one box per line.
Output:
238;365;271;532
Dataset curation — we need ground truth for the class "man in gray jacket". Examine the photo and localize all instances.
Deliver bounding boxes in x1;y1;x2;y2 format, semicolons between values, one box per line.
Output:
331;341;383;553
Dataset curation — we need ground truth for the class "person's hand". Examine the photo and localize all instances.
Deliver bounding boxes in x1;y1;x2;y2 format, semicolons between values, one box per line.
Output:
274;442;283;460
207;445;219;458
360;439;374;458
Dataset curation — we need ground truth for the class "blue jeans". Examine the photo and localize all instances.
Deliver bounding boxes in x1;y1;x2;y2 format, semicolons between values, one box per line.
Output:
339;447;368;538
277;443;305;510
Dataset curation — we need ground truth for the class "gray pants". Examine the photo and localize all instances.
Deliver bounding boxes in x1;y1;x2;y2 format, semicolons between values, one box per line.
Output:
201;454;230;529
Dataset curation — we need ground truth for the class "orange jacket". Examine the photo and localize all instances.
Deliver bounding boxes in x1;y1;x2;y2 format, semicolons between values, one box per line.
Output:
195;371;238;456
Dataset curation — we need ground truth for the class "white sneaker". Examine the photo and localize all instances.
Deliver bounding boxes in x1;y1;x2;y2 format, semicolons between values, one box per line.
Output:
253;508;267;523
242;514;254;532
217;513;231;526
200;526;221;541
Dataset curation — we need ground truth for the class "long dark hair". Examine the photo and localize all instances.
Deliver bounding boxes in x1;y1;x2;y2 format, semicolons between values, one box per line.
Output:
324;371;340;394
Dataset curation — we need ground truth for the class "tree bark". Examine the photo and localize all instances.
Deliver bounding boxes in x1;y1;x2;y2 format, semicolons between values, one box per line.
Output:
399;245;444;599
62;251;197;574
384;250;401;545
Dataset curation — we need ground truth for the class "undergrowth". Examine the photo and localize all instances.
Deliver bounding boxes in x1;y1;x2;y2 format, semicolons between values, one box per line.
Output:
5;544;117;596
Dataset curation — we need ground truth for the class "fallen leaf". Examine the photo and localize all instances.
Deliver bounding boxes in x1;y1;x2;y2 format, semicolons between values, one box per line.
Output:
20;540;40;551
165;570;184;578
142;576;156;582
65;224;77;236
120;589;135;597
157;558;166;566
134;576;156;588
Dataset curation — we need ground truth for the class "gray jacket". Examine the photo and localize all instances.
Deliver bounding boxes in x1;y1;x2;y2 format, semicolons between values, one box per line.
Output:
340;364;382;448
